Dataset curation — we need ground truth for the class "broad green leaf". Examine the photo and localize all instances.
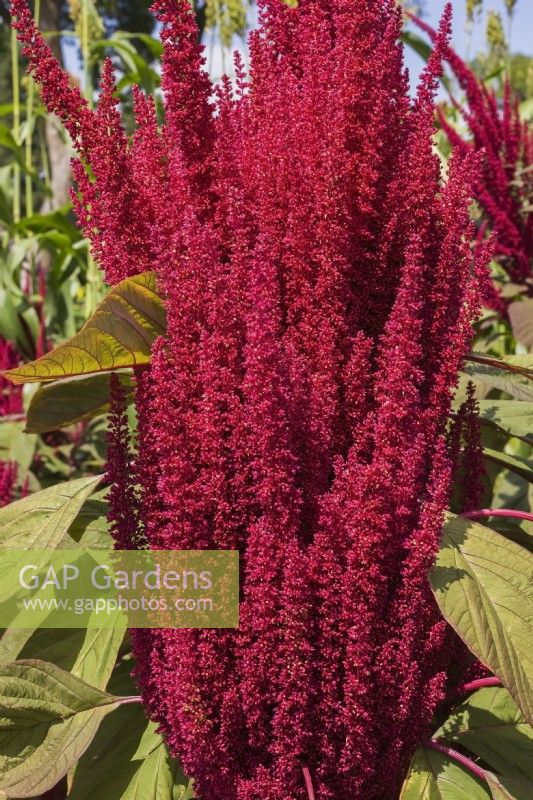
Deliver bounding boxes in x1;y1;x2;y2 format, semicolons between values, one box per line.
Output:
0;659;131;798
483;448;533;484
68;704;151;800
112;30;164;59
0;287;33;358
482;520;533;554
0;628;35;666
70;627;126;689
478;400;533;441
485;772;533;800
14;629;96;672
0;123;24;166
122;742;180;800
432;515;533;727
69;705;192;800
17;627;125;690
0;474;103;549
437;688;533;782
0;420;37;477
25;372;134;434
3;272;165;385
178;781;195;800
16;208;81;239
463;363;533;402
68;497;112;549
400;746;489;799
92;37;160;92
131;720;166;761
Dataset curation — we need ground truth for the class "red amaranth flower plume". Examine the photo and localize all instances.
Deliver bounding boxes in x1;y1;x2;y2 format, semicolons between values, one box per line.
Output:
0;461;18;507
105;373;141;549
448;382;486;514
411;13;533;293
0;340;23;417
12;0;491;797
0;339;24;506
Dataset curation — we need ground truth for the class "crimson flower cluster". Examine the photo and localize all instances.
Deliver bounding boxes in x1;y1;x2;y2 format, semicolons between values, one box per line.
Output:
12;0;490;797
0;340;24;506
414;14;533;295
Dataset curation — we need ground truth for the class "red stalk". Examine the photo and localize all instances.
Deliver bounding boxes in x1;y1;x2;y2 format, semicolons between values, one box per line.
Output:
453;676;502;698
463;508;533;523
426;740;487;782
302;766;316;800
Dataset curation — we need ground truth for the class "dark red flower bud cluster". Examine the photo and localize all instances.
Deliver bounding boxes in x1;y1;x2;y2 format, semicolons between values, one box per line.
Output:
12;0;490;796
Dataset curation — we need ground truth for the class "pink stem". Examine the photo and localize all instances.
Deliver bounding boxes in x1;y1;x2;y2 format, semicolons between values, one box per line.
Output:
302;766;316;800
117;695;142;705
453;676;502;698
426;740;487;782
463;508;533;523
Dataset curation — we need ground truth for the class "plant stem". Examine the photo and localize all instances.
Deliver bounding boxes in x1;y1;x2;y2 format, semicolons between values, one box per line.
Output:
426;740;487;782
11;24;21;224
454;676;502;697
302;766;316;800
82;0;93;107
25;0;40;218
463;508;533;523
80;0;103;314
39;128;51;187
117;695;142;705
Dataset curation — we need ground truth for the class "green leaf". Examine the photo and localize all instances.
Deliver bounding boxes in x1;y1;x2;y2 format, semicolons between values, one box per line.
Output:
69;705;192;800
0;483;113;663
432;514;533;727
0;421;37;479
485;772;533;800
25;372;134;434
109;30;164;59
122;742;181;800
68;704;151;800
67;497;112;549
14;626;126;691
0;474;103;549
0;659;131;798
478;400;533;441
483;448;533;484
463;363;533;402
131;720;165;761
0;123;24;164
400;747;489;799
0;629;35;666
70;627;126;689
2;272;165;385
0;287;34;358
437;687;533;782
